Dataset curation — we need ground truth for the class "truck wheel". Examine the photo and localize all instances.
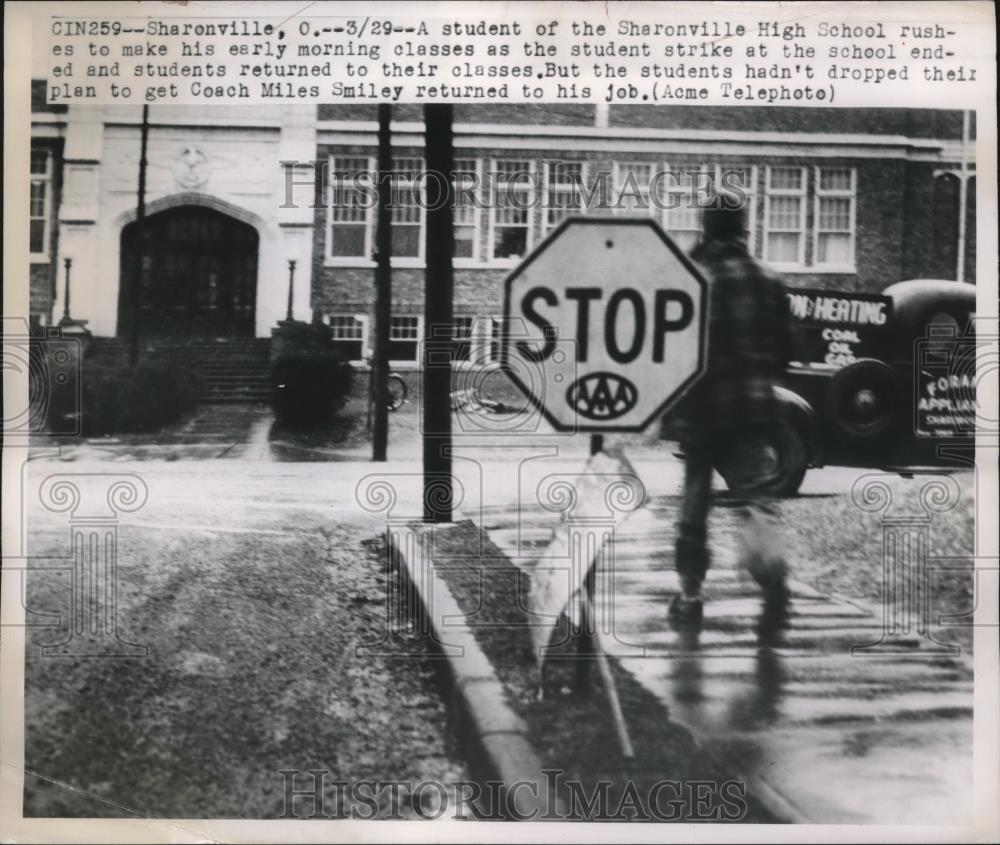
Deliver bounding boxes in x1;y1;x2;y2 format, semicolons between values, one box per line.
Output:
827;358;898;441
720;422;809;498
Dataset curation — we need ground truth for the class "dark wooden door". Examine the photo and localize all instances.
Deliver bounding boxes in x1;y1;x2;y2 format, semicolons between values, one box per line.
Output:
119;206;258;337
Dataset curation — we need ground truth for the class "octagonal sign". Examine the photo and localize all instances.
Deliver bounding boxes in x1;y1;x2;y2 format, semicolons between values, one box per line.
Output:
501;217;708;432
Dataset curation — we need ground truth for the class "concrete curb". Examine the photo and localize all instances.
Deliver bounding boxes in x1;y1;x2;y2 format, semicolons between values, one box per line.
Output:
388;521;565;821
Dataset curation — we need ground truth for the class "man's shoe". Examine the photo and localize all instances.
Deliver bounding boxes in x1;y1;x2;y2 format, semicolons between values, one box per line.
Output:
668;593;704;629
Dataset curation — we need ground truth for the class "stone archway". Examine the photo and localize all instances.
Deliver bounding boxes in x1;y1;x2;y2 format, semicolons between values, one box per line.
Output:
117;204;259;337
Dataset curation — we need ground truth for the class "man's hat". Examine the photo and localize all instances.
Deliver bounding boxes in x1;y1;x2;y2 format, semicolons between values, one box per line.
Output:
701;201;748;241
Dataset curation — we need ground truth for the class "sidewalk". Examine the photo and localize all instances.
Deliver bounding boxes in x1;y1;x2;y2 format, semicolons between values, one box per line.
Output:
483;492;974;825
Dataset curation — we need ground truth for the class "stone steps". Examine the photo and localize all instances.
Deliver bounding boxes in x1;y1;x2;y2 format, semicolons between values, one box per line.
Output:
86;337;273;402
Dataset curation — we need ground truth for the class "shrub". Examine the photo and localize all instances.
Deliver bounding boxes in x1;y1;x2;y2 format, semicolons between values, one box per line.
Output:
125;361;203;431
270;349;354;428
79;361;203;436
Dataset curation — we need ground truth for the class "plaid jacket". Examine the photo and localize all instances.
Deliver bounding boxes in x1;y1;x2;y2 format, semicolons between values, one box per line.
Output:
666;238;793;444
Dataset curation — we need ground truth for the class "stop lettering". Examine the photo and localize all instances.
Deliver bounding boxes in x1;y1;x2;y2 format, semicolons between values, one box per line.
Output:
516;285;694;363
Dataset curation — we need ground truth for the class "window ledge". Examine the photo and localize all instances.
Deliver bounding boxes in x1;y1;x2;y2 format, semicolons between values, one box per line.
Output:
29;254;50;264
808;265;858;275
325;258;376;269
325;257;526;271
391;258;425;270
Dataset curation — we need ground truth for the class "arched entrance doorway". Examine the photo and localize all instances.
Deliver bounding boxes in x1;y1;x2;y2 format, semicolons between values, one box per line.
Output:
118;205;259;337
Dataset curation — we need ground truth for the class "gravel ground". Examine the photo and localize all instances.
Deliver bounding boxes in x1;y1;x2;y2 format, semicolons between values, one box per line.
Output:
759;472;976;654
23;516;467;819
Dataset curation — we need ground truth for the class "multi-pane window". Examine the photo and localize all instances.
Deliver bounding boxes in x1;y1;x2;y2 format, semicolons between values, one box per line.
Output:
664;165;712;254
765;166;807;267
389;157;423;259
814;167;856;267
452;316;475;363
612;162;657;216
544;161;586;230
389;316;421;362
491;159;533;260
30;148;51;257
329;156;372;259
452;316;500;364
453;158;479;260
328;315;367;361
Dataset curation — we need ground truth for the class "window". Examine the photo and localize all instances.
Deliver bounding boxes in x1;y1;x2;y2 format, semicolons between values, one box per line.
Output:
490;159;533;260
453;158;480;260
612;162;657;216
764;166;807;267
452;316;475;363
664;165;712;254
30;148;51;257
327;315;367;361
452;316;500;365
389;157;423;259
329;156;373;259
814;167;856;268
389;316;421;362
544;161;586;231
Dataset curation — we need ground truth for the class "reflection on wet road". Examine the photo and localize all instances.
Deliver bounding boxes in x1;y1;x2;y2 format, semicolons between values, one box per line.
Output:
484;496;974;825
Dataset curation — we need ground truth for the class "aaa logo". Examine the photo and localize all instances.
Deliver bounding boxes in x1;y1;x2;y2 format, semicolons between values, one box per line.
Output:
566;372;639;420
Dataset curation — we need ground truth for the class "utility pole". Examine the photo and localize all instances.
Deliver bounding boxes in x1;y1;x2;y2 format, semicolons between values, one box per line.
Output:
957;109;970;284
372;104;393;462
129;104;150;367
422;105;454;522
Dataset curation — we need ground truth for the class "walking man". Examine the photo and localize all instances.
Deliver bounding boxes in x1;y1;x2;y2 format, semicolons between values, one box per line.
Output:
667;201;794;627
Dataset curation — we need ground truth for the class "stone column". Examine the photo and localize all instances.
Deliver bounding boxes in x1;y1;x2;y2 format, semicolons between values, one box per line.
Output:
270;105;317;335
55;105;106;333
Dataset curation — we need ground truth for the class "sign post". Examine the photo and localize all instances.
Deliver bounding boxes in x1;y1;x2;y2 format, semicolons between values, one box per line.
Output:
371;104;392;461
501;217;708;759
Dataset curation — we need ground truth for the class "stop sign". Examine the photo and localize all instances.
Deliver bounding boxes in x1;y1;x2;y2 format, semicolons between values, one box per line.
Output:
501;217;708;432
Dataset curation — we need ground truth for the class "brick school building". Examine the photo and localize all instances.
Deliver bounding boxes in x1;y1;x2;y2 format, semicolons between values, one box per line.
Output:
30;89;975;370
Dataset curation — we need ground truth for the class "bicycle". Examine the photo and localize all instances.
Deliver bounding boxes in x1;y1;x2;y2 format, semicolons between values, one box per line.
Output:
386;371;407;411
366;355;408;415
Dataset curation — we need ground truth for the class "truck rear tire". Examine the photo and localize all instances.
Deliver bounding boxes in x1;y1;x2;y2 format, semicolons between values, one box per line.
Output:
719;422;809;498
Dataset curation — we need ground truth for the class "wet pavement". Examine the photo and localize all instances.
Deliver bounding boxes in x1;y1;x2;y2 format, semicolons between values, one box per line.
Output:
33;401;664;464
15;405;982;824
483;471;976;825
38;403;378;463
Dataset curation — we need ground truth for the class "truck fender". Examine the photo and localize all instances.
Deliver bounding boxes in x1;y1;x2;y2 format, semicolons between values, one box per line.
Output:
774;386;822;466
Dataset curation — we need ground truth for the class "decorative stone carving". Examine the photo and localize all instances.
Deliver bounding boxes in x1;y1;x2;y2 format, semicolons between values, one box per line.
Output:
172;145;211;190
